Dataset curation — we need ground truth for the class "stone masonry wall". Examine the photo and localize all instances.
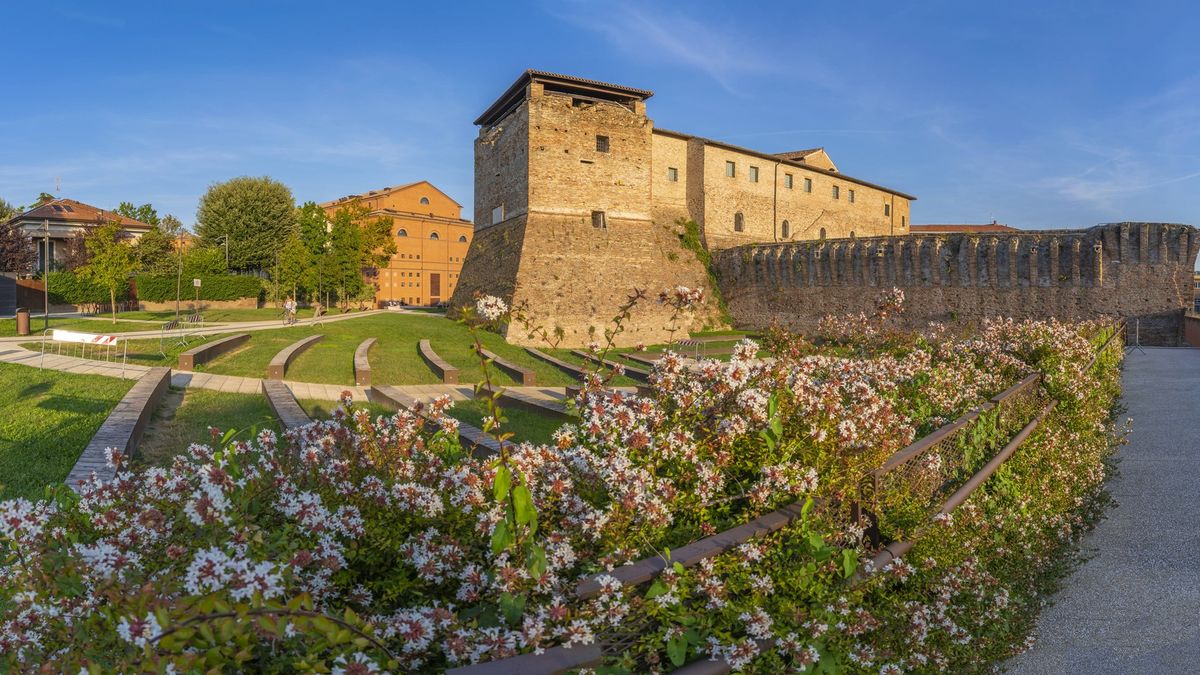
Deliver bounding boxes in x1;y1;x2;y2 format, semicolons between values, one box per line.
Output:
714;222;1200;346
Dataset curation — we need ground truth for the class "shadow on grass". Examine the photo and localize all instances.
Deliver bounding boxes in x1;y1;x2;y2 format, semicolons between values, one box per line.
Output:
37;393;119;415
19;381;53;398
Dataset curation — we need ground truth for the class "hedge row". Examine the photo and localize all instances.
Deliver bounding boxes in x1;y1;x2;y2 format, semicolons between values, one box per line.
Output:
135;274;263;302
44;271;125;306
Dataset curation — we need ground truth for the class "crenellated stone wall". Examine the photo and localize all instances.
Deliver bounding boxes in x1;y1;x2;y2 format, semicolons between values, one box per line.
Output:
714;222;1200;345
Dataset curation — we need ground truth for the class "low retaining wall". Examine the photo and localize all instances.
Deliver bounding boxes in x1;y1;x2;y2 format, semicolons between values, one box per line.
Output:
262;380;312;429
419;339;459;383
177;333;249;371
478;347;536;385
354;338;376;387
267;335;323;380
138;298;259;311
66;367;171;490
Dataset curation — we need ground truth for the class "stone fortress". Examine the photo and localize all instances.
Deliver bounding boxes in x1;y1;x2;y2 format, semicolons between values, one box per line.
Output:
451;70;1199;346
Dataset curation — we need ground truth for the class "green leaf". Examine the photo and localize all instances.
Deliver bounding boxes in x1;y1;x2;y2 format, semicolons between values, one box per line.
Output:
527;544;548;579
667;634;688;666
493;465;512;502
645;581;669;599
491;519;514;554
801;495;814;521
512;485;535;527
841;549;858;578
499;591;526;626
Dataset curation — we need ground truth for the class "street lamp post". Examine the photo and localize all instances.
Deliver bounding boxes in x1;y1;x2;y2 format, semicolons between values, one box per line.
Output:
218;234;230;266
41;219;49;331
174;233;185;320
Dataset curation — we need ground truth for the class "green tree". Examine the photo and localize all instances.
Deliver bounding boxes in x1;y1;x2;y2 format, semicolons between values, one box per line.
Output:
134;226;175;275
159;214;184;238
276;230;312;301
296;201;329;256
0;197;19;223
195;176;296;272
0;223;36;273
114;202;161;226
325;204;397;309
35;192;55;206
79;221;139;323
181;246;228;278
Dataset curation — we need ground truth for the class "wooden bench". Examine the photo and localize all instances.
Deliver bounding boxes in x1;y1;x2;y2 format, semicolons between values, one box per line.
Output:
354;338;376;387
570;350;652;382
67;367;171;490
477;347;536;385
419;339;459;383
177;333;249;371
476;384;571;419
267;335;323;380
262;380;312;430
525;347;588;378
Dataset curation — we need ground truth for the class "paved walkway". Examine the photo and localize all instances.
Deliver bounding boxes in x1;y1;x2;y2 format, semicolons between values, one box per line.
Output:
1010;347;1200;674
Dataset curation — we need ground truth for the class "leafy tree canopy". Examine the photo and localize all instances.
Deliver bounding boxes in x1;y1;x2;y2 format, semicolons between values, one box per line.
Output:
0;197;19;223
79;221;139;323
0;223;36;274
296;201;329;257
35;192;55;206
181;246;228;278
134;225;176;275
195;176;296;272
115;202;161;227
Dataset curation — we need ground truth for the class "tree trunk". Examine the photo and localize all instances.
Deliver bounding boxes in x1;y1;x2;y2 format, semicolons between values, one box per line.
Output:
110;289;117;324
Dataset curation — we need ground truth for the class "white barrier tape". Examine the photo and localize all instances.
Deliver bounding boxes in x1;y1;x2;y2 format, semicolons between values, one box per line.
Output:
50;330;121;346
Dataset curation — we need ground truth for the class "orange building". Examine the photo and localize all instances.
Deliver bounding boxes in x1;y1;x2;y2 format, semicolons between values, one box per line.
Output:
320;181;474;307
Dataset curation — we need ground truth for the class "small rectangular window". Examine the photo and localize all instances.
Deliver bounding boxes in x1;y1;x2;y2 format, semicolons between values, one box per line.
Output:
848;189;855;203
804;177;813;193
832;185;840;199
884;203;891;216
725;161;736;177
596;135;609;152
784;173;793;189
491;205;504;225
901;215;906;227
749;166;759;183
592;210;607;229
667;167;678;182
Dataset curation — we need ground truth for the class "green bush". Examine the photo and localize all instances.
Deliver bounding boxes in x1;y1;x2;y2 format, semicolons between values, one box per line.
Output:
135;274;263;302
44;271;124;306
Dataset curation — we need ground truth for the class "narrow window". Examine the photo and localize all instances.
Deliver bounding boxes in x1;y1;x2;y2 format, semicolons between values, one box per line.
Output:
848;189;855;203
804;177;813;193
781;220;790;238
734;212;744;232
458;235;467;242
396;229;407;237
832;185;840;200
592;210;607;229
430;232;439;240
901;215;906;227
667;167;678;182
726;161;736;177
850;231;856;239
491;205;504;225
819;227;827;240
884;203;891;216
784;173;793;189
419;196;430;205
749;166;759;183
596;135;610;153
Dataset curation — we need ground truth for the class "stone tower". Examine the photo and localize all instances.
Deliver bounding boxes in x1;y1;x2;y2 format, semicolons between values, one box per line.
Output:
450;71;718;347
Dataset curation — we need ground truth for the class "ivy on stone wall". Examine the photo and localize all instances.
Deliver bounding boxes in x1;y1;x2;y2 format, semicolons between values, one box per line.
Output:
675;218;731;324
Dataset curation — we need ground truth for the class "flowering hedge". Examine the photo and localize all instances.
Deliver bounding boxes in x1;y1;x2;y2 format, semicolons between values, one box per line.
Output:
0;291;1124;673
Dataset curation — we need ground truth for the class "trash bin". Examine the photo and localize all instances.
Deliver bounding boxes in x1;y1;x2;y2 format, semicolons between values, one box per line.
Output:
15;308;30;336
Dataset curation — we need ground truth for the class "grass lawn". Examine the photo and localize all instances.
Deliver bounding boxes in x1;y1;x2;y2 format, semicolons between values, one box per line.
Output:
447;399;569;446
195;313;579;387
113;307;363;323
136;388;280;467
298;398;395;421
0;362;132;500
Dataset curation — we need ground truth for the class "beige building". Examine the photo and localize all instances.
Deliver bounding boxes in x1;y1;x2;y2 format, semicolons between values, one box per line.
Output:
321;181;473;306
471;70;915;250
3;198;152;272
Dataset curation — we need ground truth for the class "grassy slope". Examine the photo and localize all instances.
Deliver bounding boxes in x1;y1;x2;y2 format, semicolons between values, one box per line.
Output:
446;399;569;447
135;388;280;467
0;363;131;500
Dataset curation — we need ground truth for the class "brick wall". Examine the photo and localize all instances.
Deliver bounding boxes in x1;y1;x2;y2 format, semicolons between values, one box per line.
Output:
715;222;1200;346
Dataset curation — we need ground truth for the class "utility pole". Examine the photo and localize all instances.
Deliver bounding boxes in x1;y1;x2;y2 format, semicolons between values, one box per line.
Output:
174;233;184;320
219;234;230;266
41;220;50;330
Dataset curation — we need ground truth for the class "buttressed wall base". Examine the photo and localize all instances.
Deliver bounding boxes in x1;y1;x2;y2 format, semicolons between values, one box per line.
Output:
715;222;1200;346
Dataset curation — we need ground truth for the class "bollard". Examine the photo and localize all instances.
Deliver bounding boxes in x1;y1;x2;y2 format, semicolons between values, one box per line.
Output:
15;308;30;336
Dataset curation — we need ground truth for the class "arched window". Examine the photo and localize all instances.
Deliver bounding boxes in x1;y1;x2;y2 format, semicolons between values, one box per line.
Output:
429;232;439;240
419;197;430;205
849;230;856;239
781;220;790;239
733;212;744;232
819;227;827;240
458;235;467;242
397;229;407;237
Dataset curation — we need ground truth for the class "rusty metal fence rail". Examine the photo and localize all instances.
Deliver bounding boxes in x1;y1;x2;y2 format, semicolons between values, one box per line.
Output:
447;322;1126;675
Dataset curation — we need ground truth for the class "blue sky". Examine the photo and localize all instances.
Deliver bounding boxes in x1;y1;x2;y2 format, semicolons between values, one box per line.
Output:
2;1;1198;230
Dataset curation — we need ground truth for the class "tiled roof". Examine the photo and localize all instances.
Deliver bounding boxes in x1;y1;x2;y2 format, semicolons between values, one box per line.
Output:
319;180;463;209
774;148;824;161
7;198;152;230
